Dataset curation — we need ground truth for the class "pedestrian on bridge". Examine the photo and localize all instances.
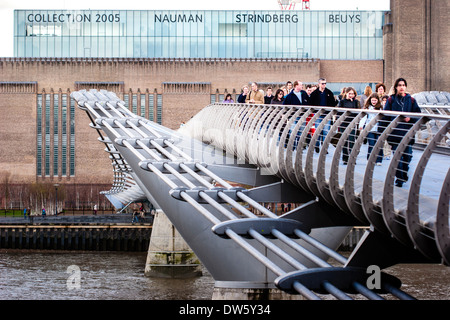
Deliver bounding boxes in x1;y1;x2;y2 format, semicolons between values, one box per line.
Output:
283;81;309;150
360;93;383;165
283;81;308;105
237;85;249;103
309;78;337;153
223;93;234;103
246;82;264;104
271;89;285;105
381;78;421;187
338;87;360;165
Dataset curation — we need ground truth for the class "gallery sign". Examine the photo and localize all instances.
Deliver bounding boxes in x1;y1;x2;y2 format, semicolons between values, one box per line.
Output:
26;11;363;25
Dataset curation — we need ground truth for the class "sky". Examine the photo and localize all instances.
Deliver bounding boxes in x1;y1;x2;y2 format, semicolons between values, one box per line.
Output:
0;0;390;57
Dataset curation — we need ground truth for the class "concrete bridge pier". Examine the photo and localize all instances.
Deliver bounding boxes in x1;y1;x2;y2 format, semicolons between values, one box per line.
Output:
212;282;303;300
144;210;202;278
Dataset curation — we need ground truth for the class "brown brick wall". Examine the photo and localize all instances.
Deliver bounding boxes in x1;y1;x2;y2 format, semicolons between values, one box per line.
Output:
74;103;113;185
384;0;450;93
320;60;384;83
0;89;37;184
0;57;384;186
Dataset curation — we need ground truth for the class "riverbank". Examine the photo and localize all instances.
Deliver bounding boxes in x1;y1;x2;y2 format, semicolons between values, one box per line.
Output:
0;223;152;252
0;215;367;252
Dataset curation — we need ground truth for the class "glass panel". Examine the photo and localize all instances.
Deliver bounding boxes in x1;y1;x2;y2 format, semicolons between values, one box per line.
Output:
346;37;353;60
141;37;148;57
77;37;84;56
177;37;184;58
184;37;190;58
127;37;133;57
120;36;127;57
204;36;211;58
333;37;339;59
134;37;140;57
191;37;198;58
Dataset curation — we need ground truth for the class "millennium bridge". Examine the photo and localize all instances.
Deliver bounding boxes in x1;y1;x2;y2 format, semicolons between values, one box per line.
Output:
72;89;449;300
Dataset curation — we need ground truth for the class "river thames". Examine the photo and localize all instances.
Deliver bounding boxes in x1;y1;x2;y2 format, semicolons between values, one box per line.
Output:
0;250;449;301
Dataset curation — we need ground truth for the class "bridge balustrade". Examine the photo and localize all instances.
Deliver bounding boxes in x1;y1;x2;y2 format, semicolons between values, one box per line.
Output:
72;89;449;300
181;102;449;264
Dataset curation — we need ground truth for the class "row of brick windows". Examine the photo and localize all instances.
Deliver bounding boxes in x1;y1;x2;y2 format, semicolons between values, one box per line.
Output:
36;93;75;177
36;91;163;178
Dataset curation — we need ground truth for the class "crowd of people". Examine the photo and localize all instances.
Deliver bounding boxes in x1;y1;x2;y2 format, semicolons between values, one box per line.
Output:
230;79;391;109
226;77;420;188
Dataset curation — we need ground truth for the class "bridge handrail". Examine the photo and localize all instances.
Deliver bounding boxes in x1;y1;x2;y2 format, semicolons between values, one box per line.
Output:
182;102;450;265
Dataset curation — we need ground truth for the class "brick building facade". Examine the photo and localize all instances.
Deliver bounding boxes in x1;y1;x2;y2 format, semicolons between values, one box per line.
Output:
0;58;383;186
0;0;447;190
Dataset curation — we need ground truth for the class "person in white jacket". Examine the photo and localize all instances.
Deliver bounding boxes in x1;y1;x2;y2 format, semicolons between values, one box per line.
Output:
359;93;383;165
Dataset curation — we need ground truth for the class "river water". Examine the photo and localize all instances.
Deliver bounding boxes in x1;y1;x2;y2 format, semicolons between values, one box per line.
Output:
0;250;449;300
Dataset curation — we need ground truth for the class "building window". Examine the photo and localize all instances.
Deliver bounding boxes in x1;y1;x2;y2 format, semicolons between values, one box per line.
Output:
140;94;145;118
53;93;59;176
61;94;68;176
45;94;51;176
157;94;162;124
132;94;137;114
148;94;154;121
70;96;75;176
37;92;75;179
124;94;129;111
36;94;42;176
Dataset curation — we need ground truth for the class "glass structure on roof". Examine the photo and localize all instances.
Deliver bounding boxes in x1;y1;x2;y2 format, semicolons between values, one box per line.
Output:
14;10;384;59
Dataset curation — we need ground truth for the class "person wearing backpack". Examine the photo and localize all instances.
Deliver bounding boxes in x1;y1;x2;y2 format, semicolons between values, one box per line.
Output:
380;78;421;187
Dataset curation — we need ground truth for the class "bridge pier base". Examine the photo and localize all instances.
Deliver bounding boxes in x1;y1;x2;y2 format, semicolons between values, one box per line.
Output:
212;282;303;300
144;210;202;278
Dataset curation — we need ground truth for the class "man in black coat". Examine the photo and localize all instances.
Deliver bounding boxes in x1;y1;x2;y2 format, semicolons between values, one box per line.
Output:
282;81;308;150
309;79;337;107
309;78;337;153
283;80;308;105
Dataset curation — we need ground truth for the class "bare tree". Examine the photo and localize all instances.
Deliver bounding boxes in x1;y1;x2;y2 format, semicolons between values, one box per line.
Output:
0;171;11;209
